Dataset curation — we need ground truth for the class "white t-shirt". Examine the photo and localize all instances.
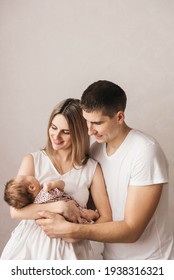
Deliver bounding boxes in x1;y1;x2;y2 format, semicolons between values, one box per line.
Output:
91;129;174;259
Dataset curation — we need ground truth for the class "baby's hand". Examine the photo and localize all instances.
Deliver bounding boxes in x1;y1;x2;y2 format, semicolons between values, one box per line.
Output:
43;180;65;192
43;181;54;192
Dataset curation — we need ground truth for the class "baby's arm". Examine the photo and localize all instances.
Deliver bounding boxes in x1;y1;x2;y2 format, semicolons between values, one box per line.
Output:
43;180;65;192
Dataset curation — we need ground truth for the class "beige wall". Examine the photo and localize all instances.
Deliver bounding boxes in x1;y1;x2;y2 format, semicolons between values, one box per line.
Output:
0;0;174;258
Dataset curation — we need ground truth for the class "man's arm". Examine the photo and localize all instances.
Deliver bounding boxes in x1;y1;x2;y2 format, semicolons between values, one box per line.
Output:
36;183;163;243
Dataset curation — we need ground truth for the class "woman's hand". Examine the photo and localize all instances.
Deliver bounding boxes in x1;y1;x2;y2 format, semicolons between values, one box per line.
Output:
60;200;99;223
79;208;99;223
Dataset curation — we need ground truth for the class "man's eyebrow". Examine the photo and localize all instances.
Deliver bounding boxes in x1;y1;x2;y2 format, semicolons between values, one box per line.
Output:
90;121;103;124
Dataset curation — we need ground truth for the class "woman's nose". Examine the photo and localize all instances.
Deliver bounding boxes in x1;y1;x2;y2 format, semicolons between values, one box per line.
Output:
55;131;61;138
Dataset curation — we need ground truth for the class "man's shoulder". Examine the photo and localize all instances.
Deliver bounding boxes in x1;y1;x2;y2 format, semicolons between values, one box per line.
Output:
131;129;159;147
131;130;167;163
90;141;104;160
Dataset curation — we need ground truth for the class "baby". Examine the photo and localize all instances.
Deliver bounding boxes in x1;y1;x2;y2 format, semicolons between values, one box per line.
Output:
4;175;99;223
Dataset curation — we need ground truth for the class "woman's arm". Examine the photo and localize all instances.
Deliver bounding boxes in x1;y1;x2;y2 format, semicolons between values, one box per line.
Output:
17;154;35;176
11;154;84;221
90;164;112;223
10;201;67;220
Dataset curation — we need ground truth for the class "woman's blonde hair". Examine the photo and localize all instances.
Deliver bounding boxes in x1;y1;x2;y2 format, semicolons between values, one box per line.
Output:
45;98;90;167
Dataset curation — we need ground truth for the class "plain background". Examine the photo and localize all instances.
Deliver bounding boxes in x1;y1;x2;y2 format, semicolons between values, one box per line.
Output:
0;0;174;259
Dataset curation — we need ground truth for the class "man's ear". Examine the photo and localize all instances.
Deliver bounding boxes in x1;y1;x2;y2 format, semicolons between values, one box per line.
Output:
28;185;36;193
116;111;125;123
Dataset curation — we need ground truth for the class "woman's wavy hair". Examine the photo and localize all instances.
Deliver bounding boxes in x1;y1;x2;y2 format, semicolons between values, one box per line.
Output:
45;98;90;167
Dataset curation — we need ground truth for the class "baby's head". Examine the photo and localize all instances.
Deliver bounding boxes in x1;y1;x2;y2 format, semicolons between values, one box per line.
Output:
4;175;41;209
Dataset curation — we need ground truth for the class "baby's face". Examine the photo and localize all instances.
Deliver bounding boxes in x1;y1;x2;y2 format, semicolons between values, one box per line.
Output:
15;175;40;194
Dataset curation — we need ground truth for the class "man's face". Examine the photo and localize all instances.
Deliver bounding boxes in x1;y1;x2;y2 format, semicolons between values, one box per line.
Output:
82;110;120;144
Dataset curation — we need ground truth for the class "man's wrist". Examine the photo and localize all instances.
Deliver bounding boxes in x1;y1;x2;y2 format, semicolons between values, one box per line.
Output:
70;223;87;240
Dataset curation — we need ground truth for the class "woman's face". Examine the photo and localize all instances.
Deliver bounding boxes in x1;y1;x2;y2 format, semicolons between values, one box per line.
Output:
49;114;72;151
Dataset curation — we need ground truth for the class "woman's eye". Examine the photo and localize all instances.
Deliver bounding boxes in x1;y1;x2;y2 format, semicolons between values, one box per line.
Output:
51;125;57;130
63;130;70;134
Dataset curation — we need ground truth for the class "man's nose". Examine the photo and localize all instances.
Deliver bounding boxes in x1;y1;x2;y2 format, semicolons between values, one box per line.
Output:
87;122;96;136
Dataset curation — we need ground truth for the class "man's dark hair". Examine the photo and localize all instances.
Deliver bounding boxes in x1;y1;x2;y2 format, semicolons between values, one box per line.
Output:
80;80;127;117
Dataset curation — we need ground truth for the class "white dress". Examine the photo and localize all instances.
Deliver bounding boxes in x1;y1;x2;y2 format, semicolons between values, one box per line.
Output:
1;150;97;260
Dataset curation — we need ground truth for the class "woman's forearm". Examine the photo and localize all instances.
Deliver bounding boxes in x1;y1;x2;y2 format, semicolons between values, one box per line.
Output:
95;214;112;224
10;201;66;220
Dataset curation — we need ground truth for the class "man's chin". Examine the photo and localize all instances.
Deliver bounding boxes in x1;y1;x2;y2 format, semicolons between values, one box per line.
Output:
95;137;105;143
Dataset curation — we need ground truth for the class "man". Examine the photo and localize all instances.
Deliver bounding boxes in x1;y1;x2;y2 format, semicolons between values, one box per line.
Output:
37;80;174;259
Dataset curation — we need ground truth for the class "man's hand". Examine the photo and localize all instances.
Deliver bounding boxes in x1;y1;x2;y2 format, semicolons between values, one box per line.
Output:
36;211;77;242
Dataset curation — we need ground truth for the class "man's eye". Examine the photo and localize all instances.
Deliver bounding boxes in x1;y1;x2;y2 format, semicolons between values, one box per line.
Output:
94;122;102;125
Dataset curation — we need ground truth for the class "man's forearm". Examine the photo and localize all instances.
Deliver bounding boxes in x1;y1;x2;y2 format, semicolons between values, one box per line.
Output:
36;211;139;243
67;220;137;243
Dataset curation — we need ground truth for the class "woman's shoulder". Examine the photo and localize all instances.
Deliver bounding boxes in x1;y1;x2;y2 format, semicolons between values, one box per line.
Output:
84;157;98;172
87;156;98;165
30;149;46;158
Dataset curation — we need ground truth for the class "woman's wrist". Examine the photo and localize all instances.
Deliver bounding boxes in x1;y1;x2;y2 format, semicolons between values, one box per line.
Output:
48;201;66;215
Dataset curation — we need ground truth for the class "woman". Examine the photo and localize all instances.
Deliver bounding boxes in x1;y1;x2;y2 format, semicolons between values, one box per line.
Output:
1;98;112;260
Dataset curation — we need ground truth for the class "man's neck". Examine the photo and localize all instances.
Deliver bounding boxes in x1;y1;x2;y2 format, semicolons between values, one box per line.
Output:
106;125;131;156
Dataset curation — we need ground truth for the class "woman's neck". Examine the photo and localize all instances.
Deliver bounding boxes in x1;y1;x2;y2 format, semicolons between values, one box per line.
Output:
53;150;73;174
